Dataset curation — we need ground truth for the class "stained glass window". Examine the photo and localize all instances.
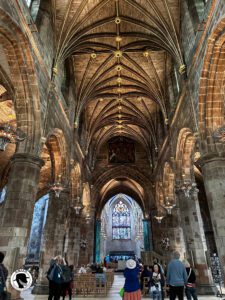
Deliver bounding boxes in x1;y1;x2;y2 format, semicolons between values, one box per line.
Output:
0;186;7;204
112;201;131;239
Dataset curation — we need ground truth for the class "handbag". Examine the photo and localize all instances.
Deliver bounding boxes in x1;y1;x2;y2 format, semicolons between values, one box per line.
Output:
119;287;125;297
150;285;157;292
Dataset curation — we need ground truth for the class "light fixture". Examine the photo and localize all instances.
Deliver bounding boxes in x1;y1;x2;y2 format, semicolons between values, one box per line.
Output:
117;77;122;84
161;197;176;214
49;175;65;198
0;124;26;151
180;177;197;198
73;196;84;215
85;214;92;224
154;215;165;224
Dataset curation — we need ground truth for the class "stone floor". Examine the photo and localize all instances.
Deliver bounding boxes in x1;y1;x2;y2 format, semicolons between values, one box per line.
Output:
21;275;223;299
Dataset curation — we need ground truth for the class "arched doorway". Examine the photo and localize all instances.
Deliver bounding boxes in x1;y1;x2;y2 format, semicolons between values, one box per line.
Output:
95;193;145;269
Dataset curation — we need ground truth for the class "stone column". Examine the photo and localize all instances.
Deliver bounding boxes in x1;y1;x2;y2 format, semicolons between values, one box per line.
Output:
0;153;44;298
201;156;225;280
176;185;215;294
33;189;69;294
66;210;81;267
78;212;95;265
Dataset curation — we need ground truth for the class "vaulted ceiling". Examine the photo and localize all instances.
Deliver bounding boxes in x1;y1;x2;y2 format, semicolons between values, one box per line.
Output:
52;0;183;161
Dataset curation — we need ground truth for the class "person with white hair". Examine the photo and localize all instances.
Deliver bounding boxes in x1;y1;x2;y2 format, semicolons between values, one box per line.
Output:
166;251;188;300
123;259;141;300
182;260;198;300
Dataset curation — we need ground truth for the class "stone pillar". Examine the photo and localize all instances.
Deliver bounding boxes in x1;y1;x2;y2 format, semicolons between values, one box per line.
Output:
201;156;225;280
33;190;69;294
0;153;44;299
142;219;152;251
66;210;80;267
94;219;101;263
176;185;215;294
78;213;95;265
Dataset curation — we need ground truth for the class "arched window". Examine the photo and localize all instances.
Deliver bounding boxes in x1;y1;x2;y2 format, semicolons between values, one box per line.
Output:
112;201;131;239
0;186;7;204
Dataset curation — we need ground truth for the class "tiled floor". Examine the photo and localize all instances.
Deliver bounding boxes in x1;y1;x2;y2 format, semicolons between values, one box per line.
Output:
21;274;222;300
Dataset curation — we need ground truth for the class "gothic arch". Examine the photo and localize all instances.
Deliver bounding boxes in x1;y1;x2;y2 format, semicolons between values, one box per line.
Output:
199;17;225;139
0;8;41;153
176;128;196;180
45;128;68;181
93;166;153;216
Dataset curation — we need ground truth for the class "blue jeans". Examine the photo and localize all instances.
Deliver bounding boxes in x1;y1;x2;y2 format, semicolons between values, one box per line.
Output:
152;289;162;300
185;287;198;300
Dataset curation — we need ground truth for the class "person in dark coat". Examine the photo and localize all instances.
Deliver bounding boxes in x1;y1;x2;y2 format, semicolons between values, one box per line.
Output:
183;260;198;300
140;265;152;291
47;256;65;300
0;252;8;300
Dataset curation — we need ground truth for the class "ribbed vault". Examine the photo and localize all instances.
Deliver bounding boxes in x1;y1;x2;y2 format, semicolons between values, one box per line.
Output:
49;0;183;165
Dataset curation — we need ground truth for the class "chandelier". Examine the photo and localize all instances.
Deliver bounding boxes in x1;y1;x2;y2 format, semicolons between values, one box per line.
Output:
0;124;26;151
161;197;176;214
49;175;65;198
180;179;196;198
154;210;165;223
85;214;92;224
73;196;84;215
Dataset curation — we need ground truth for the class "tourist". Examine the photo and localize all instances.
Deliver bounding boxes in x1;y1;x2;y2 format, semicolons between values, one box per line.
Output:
166;251;187;300
78;265;86;274
47;255;65;300
149;264;165;300
140;265;151;291
62;264;74;300
0;252;8;300
123;259;141;300
183;260;198;300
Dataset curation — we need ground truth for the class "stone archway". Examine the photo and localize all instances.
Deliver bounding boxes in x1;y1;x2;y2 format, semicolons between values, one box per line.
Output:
175;128;215;292
199;17;225;142
0;8;42;153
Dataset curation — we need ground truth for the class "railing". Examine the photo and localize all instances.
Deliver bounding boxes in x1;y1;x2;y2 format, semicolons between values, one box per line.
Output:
72;270;114;297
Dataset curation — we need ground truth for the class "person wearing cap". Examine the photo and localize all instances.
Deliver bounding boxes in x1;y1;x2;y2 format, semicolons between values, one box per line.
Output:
123;259;141;300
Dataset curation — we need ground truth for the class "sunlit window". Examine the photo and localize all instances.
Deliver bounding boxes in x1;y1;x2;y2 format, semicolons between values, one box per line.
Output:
112;200;131;239
0;186;7;204
24;0;32;7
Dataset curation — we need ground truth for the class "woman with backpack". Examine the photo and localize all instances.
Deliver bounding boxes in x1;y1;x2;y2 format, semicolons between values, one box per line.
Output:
61;264;74;300
47;256;65;300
